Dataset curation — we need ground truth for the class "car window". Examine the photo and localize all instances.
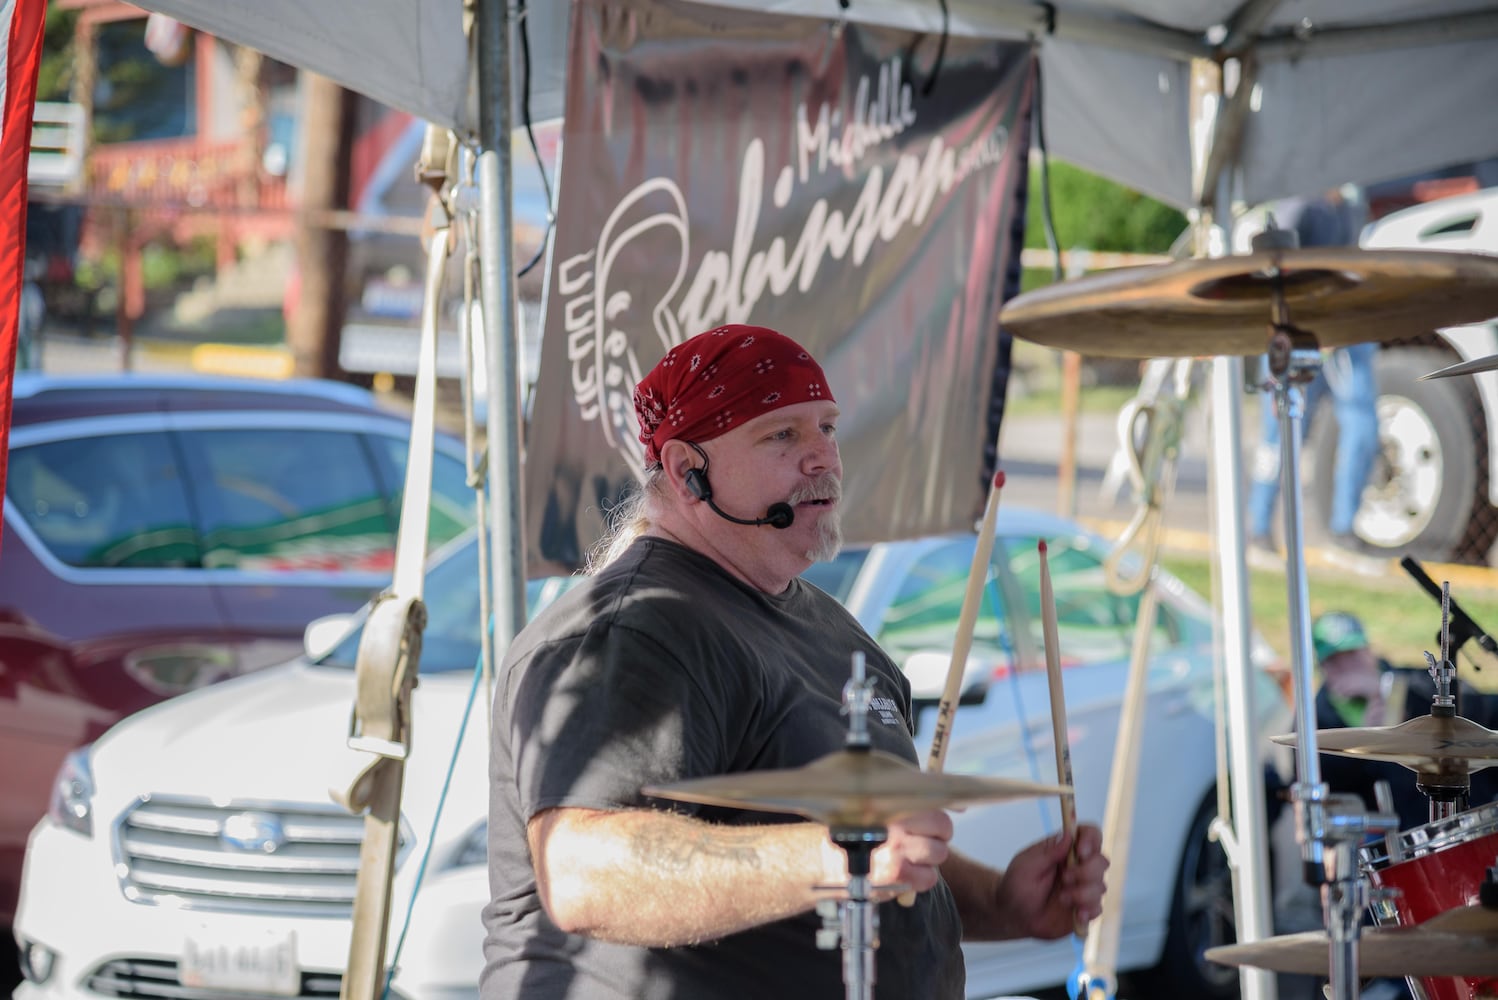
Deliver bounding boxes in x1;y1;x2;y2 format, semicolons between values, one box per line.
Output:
1001;533;1171;668
364;435;477;550
322;535;576;673
877;540;1012;669
178;428;395;572
6;431;199;568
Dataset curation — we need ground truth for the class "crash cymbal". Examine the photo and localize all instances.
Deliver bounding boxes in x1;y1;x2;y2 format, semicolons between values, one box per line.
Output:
1421;352;1498;380
1205;904;1498;977
999;248;1498;359
1270;713;1498;772
643;748;1069;828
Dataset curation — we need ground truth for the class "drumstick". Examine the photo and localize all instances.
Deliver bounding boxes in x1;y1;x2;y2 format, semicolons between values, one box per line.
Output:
896;469;1005;907
1038;538;1086;938
926;469;1006;771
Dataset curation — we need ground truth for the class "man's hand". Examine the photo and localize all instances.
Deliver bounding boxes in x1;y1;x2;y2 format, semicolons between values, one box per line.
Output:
996;823;1108;940
821;809;954;899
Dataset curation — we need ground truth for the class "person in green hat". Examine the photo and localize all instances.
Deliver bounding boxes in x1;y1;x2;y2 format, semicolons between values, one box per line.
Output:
1309;610;1498;831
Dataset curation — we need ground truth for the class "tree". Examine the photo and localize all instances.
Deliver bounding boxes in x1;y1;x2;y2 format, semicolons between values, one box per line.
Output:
1025;159;1187;255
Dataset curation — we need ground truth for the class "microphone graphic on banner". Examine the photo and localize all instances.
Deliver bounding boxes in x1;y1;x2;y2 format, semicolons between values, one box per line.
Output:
685;442;795;529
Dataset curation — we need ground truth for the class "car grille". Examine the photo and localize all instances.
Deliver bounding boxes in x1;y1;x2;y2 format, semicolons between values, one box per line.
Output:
115;798;407;916
85;957;350;1000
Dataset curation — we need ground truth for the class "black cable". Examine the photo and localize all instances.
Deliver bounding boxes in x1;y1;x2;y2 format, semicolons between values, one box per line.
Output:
920;0;949;98
1031;52;1063;283
516;0;553;278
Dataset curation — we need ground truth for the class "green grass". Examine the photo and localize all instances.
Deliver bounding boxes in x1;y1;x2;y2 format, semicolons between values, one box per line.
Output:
1159;552;1498;693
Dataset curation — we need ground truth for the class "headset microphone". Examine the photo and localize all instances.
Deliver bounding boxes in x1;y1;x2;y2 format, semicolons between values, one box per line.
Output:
684;443;796;530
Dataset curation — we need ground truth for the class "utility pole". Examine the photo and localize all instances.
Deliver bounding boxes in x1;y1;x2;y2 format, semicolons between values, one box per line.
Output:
288;72;355;378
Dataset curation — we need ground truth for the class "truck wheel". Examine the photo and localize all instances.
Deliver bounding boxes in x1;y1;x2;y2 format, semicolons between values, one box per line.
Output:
1311;346;1486;562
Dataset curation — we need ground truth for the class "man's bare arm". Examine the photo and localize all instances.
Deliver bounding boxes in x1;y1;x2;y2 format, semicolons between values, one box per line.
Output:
529;805;952;946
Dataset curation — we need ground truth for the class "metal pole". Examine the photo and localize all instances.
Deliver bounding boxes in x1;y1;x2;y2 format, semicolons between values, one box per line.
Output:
476;0;528;650
1204;131;1278;1000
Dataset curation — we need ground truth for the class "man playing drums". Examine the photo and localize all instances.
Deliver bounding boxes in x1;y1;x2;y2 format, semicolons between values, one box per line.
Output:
480;325;1108;999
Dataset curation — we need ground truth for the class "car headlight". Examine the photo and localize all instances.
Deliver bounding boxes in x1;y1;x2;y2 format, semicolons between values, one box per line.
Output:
47;747;95;836
449;820;487;869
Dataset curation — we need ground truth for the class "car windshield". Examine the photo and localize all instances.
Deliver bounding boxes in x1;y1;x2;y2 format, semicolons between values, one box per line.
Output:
799;548;869;602
319;535;575;673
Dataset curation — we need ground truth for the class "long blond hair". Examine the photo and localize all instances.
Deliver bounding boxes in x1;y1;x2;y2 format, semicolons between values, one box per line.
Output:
584;468;666;573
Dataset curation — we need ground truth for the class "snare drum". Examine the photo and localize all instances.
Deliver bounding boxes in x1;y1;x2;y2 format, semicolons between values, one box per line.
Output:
1359;800;1498;1000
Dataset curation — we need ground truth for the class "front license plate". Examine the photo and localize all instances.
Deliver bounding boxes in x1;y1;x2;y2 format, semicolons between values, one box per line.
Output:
180;925;300;996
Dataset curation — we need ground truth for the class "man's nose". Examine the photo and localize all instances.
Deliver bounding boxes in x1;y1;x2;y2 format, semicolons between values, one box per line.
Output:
803;435;841;476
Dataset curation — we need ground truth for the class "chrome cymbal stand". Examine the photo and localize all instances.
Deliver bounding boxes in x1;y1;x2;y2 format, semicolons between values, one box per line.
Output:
1419;585;1471;823
1252;229;1397;1000
814;652;887;1000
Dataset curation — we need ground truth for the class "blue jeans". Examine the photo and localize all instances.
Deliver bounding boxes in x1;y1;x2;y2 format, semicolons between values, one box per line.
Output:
1249;342;1379;538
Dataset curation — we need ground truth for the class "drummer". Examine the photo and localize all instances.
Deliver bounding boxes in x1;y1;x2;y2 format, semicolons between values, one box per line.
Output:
479;325;1108;1000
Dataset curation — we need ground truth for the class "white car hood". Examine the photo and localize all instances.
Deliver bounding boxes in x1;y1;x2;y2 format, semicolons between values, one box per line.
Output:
90;661;486;828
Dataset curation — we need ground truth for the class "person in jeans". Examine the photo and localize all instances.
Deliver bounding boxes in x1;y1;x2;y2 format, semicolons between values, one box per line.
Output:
1249;188;1381;554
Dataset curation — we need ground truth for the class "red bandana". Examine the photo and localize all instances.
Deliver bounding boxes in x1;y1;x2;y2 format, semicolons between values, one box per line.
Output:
633;325;835;467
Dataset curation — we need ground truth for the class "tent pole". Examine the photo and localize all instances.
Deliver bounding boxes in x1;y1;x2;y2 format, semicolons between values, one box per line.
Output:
477;0;528;650
1197;62;1278;1000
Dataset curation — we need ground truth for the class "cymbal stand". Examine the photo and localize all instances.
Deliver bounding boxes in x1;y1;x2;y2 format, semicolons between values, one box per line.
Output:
1419;585;1471;823
1318;791;1400;1000
813;652;888;1000
1253;229;1398;1000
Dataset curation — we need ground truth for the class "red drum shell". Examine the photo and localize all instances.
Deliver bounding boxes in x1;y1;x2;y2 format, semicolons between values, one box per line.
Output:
1359;802;1498;1000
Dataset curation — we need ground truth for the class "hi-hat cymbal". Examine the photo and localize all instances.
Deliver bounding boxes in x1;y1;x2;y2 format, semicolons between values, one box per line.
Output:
1421;353;1498;380
1270;713;1498;772
643;748;1069;827
999;248;1498;359
1205;904;1498;977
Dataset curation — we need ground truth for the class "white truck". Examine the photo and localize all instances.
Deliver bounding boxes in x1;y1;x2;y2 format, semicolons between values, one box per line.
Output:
1329;188;1498;563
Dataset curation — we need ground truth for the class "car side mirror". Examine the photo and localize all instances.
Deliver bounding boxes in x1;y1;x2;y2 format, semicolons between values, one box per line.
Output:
901;650;994;706
303;614;355;660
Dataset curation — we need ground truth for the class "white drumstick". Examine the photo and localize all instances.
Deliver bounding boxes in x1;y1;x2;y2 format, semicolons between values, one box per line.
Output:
1039;538;1086;938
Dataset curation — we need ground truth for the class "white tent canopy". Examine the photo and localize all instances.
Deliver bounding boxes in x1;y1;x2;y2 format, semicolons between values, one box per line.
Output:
134;0;1498;209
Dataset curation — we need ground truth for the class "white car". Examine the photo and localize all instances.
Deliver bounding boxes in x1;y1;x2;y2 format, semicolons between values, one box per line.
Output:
13;509;1289;1000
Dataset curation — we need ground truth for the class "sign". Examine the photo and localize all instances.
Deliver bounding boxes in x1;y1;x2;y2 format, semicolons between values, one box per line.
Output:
526;0;1033;574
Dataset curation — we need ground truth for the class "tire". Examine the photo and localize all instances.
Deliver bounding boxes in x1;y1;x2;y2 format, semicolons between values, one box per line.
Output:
1125;795;1241;1000
1309;346;1488;562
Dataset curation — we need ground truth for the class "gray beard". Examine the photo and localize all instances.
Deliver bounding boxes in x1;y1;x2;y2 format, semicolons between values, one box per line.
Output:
805;510;844;563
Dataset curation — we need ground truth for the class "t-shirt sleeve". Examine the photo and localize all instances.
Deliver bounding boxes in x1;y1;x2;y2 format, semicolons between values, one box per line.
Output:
507;624;727;819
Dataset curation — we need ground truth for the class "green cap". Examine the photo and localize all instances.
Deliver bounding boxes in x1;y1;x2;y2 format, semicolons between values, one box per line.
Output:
1312;611;1368;664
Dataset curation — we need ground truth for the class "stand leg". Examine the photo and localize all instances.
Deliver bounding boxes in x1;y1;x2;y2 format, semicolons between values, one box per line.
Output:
831;828;885;1000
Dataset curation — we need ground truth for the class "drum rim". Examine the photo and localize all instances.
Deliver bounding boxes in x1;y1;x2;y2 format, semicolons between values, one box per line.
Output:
1358;799;1498;869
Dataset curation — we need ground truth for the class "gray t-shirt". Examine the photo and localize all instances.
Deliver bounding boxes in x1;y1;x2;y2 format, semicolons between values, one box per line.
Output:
481;537;965;999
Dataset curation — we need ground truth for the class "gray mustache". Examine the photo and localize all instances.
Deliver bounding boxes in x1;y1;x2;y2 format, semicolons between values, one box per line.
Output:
787;476;842;505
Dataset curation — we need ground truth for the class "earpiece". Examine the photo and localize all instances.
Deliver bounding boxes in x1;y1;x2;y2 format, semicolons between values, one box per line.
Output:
685;467;711;501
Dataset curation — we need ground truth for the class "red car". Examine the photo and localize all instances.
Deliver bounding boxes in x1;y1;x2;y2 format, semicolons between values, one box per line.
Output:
0;372;477;936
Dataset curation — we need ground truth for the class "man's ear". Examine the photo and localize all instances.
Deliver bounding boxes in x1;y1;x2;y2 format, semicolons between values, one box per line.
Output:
657;439;698;499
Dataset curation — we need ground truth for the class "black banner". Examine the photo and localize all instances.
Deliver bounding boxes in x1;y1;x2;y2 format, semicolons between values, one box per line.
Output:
526;0;1034;574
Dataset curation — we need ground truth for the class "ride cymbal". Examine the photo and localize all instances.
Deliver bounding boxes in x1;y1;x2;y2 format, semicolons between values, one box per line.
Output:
643;748;1068;827
1205;904;1498;977
999;248;1498;359
1421;352;1498;380
1270;713;1498;772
